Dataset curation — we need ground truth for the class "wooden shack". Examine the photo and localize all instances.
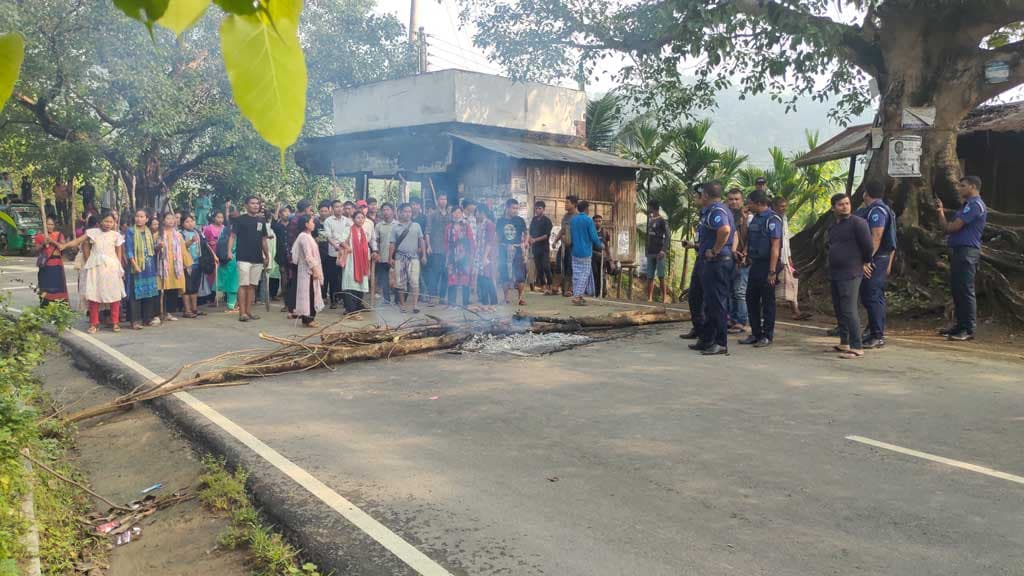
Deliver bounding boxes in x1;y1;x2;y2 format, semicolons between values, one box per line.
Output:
294;70;643;263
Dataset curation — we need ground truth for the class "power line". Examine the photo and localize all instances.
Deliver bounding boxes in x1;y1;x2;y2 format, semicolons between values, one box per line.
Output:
425;33;495;66
426;42;499;70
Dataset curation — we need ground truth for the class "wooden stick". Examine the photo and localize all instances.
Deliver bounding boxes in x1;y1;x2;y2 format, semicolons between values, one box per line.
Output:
427;177;439;208
21;449;132;512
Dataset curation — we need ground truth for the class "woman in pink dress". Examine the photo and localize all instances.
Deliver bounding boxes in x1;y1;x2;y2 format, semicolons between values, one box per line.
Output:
60;211;127;333
201;210;224;305
289;215;324;327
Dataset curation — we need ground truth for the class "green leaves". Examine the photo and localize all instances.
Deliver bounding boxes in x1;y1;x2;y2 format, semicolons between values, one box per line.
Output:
113;0;170;29
214;0;260;15
220;0;307;161
158;0;213;35
0;32;25;115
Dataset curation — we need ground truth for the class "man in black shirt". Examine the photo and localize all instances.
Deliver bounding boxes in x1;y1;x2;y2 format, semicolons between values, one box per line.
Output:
496;198;529;306
229;195;269;322
827;193;873;359
646;199;669;303
528;200;554;294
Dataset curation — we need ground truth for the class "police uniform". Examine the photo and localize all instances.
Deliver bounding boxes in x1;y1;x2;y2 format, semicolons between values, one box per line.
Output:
854;199;897;343
947;195;987;336
698;202;736;351
685;205;710;340
745;208;783;343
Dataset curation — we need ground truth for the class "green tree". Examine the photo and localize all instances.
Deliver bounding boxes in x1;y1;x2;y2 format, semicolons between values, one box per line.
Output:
585;92;623;152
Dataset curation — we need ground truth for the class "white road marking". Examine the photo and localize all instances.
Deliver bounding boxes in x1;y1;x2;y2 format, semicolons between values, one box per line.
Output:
0;264;76;273
8;310;452;576
1;285;33;291
846;435;1024;486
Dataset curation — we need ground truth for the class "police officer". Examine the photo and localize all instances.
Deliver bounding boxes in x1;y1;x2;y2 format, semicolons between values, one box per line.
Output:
935;175;987;341
680;183;709;343
694;182;735;356
855;182;898;348
739;189;782;347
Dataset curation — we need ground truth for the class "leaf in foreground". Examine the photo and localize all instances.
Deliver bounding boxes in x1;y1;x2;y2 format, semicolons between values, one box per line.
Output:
220;4;307;161
157;0;213;35
0;32;25;114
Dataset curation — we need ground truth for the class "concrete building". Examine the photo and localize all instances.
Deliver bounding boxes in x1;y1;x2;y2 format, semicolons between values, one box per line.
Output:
295;69;644;262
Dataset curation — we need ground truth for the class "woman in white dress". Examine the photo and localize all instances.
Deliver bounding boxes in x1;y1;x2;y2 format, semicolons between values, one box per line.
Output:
60;211;127;333
290;215;324;327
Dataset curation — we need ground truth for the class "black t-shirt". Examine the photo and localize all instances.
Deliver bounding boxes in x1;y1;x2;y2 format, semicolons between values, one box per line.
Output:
232;214;268;263
646;217;669;255
496;216;527;246
529;215;553;255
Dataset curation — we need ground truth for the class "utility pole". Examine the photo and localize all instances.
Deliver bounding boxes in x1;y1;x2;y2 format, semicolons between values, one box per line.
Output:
409;0;418;43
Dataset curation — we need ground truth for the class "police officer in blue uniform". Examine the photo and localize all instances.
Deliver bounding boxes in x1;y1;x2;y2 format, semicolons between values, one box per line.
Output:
680;183;709;342
935;175;987;341
739;189;782;347
693;182;735;356
855;182;898;348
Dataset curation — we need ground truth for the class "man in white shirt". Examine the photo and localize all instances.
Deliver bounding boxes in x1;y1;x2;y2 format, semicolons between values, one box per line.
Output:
323;200;351;308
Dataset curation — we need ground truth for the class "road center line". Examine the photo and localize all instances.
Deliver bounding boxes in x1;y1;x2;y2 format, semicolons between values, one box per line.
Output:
846;435;1024;486
34;317;453;576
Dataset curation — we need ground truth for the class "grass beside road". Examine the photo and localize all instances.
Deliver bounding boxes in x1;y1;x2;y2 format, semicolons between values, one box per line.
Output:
198;456;324;576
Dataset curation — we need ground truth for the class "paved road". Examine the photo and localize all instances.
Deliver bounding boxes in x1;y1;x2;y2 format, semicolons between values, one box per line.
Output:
4;257;1023;575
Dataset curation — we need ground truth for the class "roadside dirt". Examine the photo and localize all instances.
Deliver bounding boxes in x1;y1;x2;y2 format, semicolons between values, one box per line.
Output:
38;353;248;576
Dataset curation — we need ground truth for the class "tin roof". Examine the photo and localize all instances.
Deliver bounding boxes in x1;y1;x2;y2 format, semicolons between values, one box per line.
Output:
794;101;1024;167
450;133;649;169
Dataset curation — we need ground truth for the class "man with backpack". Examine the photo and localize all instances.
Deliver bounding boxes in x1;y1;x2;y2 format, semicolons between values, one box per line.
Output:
856;182;898;349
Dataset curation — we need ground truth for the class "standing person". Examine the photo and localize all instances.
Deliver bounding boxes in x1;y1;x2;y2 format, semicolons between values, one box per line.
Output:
216;206;240;313
228;196;269;322
855;182;898;348
680;185;708;343
290;215;324;327
410;197;429;303
557;195;578;296
528;201;554;294
827;193;874;358
472;204;498;312
495;198;529;306
374;202;397;304
323;200;350;308
389;203;426;313
935;175;987;341
78;180;96;213
124;209;160;328
645;199;670;303
726;187;751;334
194;191;213;232
445;205;476;308
53;181;69;226
773;196;812;320
200;211;224;307
425;194;450;305
366;197;379;223
285;200;314;316
739;190;782;347
156;212;193;322
180;213;203;318
270;204;289;301
569;200;604;305
340;211;372;318
592;214;612;298
694;182;735;356
59;211;126;333
33;217;68;306
263;208;279;301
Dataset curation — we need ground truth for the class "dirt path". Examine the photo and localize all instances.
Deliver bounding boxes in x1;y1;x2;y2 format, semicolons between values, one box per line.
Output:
38;354;248;576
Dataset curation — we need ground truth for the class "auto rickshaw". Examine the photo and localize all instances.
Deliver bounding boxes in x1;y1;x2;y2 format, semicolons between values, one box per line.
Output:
0;203;44;254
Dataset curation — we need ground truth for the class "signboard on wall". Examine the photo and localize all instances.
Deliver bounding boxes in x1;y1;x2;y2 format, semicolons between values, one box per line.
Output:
888;135;922;178
616;230;630;257
901;107;935;128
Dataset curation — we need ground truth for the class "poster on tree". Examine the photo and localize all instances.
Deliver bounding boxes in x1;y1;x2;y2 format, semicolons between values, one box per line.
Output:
888;135;922;178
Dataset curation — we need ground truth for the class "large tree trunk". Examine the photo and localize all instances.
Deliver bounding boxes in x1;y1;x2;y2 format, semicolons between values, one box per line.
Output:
793;20;1024;323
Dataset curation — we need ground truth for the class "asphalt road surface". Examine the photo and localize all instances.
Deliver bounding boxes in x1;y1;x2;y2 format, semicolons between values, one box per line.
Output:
3;256;1023;575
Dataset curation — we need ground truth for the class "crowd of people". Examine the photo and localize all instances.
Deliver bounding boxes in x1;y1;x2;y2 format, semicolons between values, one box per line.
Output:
30;190;611;332
677;175;987;358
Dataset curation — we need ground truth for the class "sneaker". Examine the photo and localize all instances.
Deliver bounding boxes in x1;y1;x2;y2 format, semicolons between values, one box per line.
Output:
947;331;974;341
862;338;885;349
700;344;729;356
738;335;758;345
753;338;771;348
688;342;710;351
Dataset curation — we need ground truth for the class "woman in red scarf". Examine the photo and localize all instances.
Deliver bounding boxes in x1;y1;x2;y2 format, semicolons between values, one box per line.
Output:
34;217;68;306
340;211;371;318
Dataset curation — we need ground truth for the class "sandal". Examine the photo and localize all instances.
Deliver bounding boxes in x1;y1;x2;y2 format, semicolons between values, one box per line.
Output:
839;351;864;359
86;325;98;334
572;298;586;306
112;324;121;332
131;323;143;330
518;299;527;306
833;344;850;353
304;321;320;328
412;308;421;314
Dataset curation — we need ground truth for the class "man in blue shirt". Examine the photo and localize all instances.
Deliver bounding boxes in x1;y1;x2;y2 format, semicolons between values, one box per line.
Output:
855;182;898;348
680;185;710;342
935;175;987;341
739;189;782;347
569;200;603;305
693;181;735;356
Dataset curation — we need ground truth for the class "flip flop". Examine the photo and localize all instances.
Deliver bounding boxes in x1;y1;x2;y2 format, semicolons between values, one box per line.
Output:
86;326;98;334
112;324;121;333
518;299;527;306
